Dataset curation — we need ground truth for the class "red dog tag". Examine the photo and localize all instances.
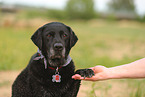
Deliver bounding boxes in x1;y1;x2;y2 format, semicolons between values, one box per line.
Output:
52;74;61;82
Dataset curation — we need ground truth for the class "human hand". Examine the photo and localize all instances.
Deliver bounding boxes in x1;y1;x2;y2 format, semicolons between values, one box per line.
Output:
72;66;110;81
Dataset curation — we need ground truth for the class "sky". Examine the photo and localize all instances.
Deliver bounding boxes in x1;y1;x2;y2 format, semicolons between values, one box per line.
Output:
1;0;145;16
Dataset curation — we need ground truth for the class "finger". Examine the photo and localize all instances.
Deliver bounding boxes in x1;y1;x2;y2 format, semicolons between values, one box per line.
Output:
72;74;82;79
72;74;90;80
89;67;94;69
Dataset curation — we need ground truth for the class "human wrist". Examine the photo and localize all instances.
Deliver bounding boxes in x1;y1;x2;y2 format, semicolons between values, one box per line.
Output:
98;67;114;80
106;66;128;79
104;68;115;79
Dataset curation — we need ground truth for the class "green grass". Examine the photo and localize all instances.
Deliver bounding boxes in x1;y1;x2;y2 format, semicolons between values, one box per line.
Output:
0;20;145;70
0;27;37;70
70;21;145;69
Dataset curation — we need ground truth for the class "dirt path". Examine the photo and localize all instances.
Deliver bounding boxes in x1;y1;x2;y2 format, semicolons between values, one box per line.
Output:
0;71;20;97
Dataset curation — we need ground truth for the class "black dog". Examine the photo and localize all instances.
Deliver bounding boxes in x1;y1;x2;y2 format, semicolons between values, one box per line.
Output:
12;22;94;97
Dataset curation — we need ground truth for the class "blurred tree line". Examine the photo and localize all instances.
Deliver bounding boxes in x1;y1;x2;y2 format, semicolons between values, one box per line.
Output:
0;0;145;22
66;0;95;20
109;0;135;13
48;0;95;20
47;0;145;22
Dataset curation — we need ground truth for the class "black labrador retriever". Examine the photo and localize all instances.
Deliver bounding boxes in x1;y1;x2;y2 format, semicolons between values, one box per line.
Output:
12;22;94;97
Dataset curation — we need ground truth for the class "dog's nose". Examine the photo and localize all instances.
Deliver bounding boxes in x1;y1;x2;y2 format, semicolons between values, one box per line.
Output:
54;43;63;51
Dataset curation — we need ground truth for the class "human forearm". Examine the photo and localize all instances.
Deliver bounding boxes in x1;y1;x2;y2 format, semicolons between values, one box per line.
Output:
107;58;145;79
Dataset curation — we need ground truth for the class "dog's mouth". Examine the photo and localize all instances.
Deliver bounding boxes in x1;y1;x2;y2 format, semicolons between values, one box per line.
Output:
51;56;62;62
48;55;65;67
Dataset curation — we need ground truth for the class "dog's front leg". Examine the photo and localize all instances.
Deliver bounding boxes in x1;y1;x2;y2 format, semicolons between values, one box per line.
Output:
62;80;81;97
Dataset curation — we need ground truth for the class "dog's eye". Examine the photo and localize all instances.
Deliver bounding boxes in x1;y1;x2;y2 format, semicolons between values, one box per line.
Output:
47;34;51;37
63;34;67;37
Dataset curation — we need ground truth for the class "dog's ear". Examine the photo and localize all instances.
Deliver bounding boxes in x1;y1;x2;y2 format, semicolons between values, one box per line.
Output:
31;26;43;50
66;26;78;48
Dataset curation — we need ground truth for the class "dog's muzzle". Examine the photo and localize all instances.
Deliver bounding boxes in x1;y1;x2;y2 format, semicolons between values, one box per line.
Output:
47;43;66;67
49;43;65;58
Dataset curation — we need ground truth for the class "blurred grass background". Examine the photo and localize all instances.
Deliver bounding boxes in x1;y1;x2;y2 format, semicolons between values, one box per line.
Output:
0;20;145;70
0;0;145;97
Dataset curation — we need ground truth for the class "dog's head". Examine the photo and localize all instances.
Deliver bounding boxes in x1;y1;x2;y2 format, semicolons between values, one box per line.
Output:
31;22;78;67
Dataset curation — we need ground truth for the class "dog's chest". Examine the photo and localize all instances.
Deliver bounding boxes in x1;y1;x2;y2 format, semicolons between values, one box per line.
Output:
31;70;74;96
34;81;72;97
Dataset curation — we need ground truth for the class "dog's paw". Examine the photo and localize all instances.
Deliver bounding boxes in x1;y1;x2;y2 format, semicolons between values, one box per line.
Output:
75;69;94;79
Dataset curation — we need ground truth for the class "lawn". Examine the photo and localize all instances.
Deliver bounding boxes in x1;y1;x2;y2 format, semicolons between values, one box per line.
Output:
0;20;145;97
